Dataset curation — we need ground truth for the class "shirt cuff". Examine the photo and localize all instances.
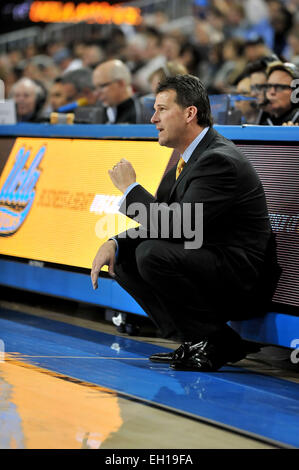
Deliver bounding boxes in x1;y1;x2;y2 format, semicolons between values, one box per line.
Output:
109;237;119;260
118;182;140;207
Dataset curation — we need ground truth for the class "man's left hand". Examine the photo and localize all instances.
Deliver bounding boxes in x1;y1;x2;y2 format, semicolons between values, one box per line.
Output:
108;158;136;193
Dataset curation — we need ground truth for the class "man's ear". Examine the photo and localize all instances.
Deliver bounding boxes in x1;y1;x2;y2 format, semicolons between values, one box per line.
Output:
116;78;126;88
185;105;198;123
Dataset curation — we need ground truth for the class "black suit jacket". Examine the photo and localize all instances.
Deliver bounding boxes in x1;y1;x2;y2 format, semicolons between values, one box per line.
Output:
115;127;280;311
103;96;152;124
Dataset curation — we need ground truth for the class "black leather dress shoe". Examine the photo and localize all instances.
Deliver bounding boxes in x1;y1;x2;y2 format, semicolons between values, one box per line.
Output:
170;337;253;372
149;342;192;363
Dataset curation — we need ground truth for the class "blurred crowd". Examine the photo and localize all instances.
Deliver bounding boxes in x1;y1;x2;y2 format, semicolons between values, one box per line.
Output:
0;0;299;125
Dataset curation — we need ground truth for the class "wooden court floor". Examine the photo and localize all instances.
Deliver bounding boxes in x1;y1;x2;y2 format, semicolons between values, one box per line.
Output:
0;291;298;450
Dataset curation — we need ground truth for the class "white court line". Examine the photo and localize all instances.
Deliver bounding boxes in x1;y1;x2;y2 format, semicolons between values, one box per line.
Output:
6;355;148;359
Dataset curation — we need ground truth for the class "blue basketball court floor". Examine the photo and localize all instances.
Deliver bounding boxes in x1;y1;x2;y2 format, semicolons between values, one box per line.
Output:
0;294;298;450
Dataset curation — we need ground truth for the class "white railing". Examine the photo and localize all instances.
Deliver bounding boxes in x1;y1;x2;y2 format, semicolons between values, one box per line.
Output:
0;26;42;53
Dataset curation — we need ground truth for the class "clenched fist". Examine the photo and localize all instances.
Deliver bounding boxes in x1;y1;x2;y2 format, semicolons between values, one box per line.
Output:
108;158;136;193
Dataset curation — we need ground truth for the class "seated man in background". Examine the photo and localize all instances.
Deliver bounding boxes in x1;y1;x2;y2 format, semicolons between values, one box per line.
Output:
92;59;151;124
48;77;68;112
244;59;299;126
148;61;188;94
263;61;299;126
58;67;104;123
245;55;278;124
233;72;259;124
10;77;47;122
60;67;97;106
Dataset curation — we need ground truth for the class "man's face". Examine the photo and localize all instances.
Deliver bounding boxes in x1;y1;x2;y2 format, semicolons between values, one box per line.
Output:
61;83;78;103
49;82;67;110
266;70;293;116
93;67;122;107
13;82;37;116
288;32;299;56
235;76;253;117
151;89;188;148
250;71;267;106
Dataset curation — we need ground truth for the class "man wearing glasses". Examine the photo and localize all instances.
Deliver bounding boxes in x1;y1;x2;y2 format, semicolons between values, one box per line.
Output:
246;56;278;121
92;59;151;124
259;61;299;126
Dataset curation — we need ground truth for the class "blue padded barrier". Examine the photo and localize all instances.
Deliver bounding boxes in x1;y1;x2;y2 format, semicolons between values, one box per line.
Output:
0;122;299;141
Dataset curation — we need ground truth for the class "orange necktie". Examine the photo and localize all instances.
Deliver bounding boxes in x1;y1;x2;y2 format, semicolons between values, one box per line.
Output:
176;157;186;179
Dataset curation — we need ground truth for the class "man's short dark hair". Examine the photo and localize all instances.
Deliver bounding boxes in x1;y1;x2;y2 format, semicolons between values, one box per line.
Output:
60;67;94;92
244;55;279;76
156;74;213;127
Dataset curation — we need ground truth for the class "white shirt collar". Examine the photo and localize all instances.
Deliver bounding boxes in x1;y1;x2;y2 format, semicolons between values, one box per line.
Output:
106;107;117;124
181;127;209;163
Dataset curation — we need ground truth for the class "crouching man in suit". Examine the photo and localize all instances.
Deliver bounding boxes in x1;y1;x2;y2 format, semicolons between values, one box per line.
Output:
91;74;281;372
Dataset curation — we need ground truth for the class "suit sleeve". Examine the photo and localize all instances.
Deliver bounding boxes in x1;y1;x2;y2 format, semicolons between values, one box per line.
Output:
116;151;237;247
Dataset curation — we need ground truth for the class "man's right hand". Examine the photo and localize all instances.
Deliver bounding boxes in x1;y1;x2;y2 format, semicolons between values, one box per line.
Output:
91;239;117;290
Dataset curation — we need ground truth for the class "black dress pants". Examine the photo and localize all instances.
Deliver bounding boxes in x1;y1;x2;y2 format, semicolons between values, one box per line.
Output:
114;239;241;342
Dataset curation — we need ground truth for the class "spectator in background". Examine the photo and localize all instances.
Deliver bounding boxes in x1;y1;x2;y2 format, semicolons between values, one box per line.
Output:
287;0;299;23
52;47;83;74
0;58;17;99
23;55;60;91
262;61;299;125
46;40;66;60
148;61;188;94
24;43;40;60
211;37;246;93
100;27;127;62
243;37;273;63
243;0;269;26
141;8;169;29
221;1;250;39
233;72;259;123
72;42;87;63
198;41;224;93
287;24;299;67
268;1;294;57
178;41;204;76
48;77;68;112
10;77;47;122
194;19;214;48
123;33;147;76
133;27;165;94
205;7;226;44
81;43;104;70
60;67;97;106
213;0;272;47
245;55;278;123
6;49;24;69
92;59;151;124
161;33;184;62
